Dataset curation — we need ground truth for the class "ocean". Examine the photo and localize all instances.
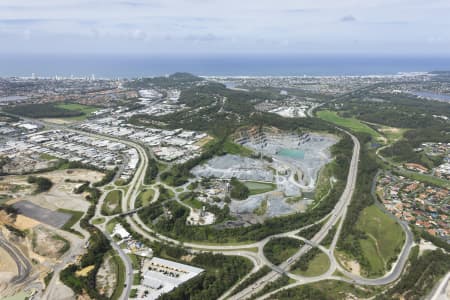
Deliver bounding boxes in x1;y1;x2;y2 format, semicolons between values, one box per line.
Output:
1;54;450;78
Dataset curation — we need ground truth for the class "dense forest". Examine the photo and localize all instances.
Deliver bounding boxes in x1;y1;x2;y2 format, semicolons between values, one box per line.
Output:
160;253;252;300
380;126;450;167
124;72;203;89
27;175;53;193
332;90;450;167
336;92;450;129
60;186;112;299
230;177;250;200
375;248;450;300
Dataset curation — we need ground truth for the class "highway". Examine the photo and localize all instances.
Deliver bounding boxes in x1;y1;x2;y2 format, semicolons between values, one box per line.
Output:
228;129;361;300
85;126;415;300
0;233;32;285
7;115;416;300
74;128;151;300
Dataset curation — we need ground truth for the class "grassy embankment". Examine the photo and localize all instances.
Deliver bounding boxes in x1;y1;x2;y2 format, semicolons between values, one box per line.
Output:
355;205;404;276
291;250;330;277
58;208;84;236
110;252;126;300
135;189;155;207
317;110;382;141
101;190;122;215
271;279;380;299
223;139;254;156
244;181;276;196
54;103;98;121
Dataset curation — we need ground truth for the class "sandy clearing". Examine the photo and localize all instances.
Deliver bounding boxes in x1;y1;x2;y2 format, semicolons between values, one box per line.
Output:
97;254;117;298
348;260;361;276
379;127;401;134
195;135;214;147
32;226;68;259
3;169;103;212
76;265;95;277
337;252;361;276
40;118;73;124
12;169;103;212
0;247;18;279
13;215;40;230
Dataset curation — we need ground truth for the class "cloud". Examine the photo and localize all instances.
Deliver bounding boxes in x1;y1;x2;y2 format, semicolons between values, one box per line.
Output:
282;8;318;14
184;33;221;42
115;1;161;8
0;18;48;25
0;0;449;55
129;29;147;40
340;15;356;22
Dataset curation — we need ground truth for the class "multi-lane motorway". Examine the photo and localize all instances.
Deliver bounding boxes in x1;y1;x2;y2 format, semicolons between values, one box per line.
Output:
2;114;417;300
79;126;416;300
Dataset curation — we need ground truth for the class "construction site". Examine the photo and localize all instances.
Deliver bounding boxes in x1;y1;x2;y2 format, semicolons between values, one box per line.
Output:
0;169;104;299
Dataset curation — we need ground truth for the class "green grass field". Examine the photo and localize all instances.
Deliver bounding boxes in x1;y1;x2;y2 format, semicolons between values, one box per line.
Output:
136;189;155;207
314;161;336;202
356;205;405;276
54;103;98;120
291;252;330;277
376;125;408;142
40;153;58;161
244;181;276;195
106;218;119;234
272;280;380;299
223;139;254;156
92;217;105;225
359;239;385;275
317;110;382;140
395;169;450;189
101;190;122;215
110;253;126;300
58;209;84;230
55;103;98;114
184;197;203;209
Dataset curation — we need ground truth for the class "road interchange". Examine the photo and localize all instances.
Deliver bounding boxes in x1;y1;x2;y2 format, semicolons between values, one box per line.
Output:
2;115;416;300
75;124;416;300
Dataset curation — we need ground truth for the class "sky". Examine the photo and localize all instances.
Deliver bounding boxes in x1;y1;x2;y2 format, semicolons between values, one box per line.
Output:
1;0;450;56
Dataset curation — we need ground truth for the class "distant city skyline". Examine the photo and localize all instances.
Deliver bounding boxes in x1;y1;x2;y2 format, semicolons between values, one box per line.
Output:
1;0;450;56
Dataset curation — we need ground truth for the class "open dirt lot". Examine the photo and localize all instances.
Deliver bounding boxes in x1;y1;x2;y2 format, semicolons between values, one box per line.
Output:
12;200;71;228
0;247;18;283
32;226;68;258
4;169;103;212
13;215;41;230
97;254;117;298
40;118;73;124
